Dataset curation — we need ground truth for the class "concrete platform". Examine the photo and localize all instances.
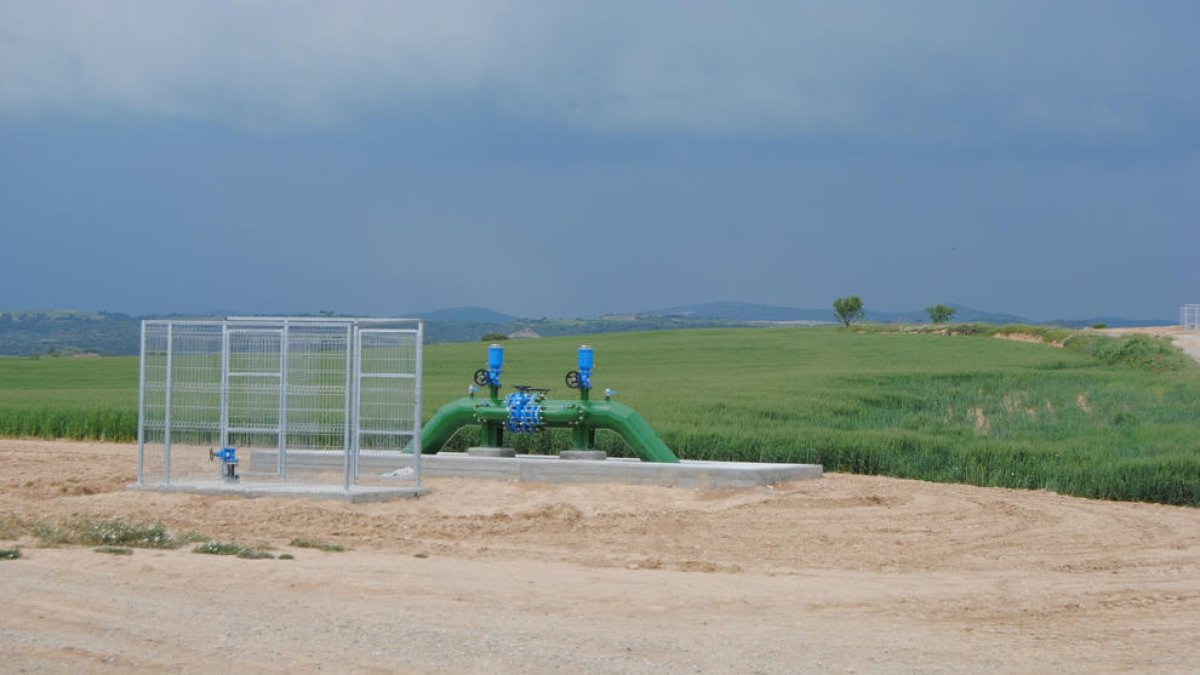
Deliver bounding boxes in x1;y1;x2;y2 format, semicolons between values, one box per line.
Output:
128;480;428;503
249;451;822;489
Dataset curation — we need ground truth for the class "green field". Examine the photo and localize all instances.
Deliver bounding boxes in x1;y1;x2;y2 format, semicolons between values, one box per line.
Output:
1;327;1198;505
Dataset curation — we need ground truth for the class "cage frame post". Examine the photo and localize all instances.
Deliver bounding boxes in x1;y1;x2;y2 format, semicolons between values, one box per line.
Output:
162;322;174;486
136;321;147;486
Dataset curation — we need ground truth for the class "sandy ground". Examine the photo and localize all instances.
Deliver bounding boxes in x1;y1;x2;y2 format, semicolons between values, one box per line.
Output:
2;440;1199;673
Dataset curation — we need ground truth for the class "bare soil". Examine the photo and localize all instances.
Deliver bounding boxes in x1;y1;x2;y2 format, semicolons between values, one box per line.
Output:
2;439;1198;673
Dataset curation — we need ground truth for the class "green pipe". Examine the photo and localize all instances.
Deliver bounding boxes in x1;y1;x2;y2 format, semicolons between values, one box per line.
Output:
417;397;679;463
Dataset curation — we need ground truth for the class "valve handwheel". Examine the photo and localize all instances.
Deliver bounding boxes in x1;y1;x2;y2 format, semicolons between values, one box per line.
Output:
473;369;491;386
565;370;580;389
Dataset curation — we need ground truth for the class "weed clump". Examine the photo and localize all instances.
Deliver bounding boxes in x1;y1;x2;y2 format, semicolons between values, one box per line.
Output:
0;548;21;560
0;512;25;540
32;517;178;549
289;538;347;552
82;519;175;548
93;546;133;555
193;541;275;559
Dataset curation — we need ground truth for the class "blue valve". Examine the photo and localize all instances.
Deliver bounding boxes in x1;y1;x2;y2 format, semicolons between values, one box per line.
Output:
474;344;504;389
504;389;544;434
209;447;240;482
576;345;593;390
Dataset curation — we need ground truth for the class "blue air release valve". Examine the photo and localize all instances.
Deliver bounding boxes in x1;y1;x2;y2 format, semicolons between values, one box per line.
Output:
504;387;545;434
473;343;504;388
565;344;594;390
208;447;240;482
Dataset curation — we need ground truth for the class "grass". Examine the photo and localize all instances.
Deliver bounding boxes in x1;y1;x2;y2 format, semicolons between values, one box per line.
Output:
28;516;179;549
1;326;1198;505
0;548;20;560
289;538;347;552
0;355;138;440
193;541;275;559
0;512;23;540
424;327;1200;505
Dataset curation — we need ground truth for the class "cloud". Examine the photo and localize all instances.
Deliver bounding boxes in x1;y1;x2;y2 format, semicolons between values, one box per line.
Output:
1;1;1196;148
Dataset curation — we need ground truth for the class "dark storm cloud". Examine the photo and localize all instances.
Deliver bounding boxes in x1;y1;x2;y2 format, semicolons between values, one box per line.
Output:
4;1;1196;149
1;1;1196;319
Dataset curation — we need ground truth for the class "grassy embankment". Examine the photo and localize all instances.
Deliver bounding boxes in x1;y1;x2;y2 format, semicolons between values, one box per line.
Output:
1;327;1197;505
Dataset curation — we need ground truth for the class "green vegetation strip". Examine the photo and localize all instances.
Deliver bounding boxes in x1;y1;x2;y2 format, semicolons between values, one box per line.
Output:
193;541;275;559
29;517;180;549
289;538;347;552
2;326;1197;505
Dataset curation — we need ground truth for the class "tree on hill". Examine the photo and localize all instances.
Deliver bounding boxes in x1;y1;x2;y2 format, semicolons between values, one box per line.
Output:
926;304;957;324
833;296;864;327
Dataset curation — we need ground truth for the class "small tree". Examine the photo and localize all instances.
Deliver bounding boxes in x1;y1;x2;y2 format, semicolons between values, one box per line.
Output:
925;304;956;324
479;332;508;342
833;296;864;327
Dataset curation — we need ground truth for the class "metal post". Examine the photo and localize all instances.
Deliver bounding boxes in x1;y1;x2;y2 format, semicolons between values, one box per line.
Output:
278;320;289;480
219;322;230;451
413;321;424;489
136;321;147;485
350;322;363;484
162;322;174;485
342;324;354;492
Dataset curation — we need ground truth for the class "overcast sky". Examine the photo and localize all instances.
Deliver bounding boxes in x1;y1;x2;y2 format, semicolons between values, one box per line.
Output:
2;1;1196;320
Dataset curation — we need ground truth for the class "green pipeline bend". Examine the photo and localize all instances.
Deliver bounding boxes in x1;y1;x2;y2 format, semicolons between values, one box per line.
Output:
416;397;679;463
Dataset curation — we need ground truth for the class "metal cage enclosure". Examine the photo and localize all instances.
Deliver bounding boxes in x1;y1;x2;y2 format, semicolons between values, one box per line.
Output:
136;317;423;496
1182;305;1200;333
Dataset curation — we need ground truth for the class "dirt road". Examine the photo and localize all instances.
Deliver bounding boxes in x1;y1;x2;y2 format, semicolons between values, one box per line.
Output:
2;440;1198;673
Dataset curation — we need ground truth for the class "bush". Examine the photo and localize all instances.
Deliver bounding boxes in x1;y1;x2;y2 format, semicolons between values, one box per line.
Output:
1064;333;1190;372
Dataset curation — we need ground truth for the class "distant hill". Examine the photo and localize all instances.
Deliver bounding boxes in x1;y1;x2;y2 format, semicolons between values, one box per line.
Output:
867;304;1030;325
640;301;1030;325
1051;317;1173;329
640;301;1170;328
640;301;833;322
0;311;140;356
411;306;520;323
0;303;1175;356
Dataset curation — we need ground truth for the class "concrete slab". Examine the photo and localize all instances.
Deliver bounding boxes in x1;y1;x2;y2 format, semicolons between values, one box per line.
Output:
559;450;608;461
467;447;517;458
248;451;822;489
127;481;428;503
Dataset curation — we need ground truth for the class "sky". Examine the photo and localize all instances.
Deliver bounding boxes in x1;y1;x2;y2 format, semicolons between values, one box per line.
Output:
1;1;1197;321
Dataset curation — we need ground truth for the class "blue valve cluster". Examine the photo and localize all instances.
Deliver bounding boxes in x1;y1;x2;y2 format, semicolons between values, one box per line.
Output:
214;447;239;465
504;390;544;434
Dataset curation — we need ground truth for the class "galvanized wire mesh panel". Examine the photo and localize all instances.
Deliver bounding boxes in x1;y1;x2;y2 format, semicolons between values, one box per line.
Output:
137;318;422;494
353;328;422;486
1183;305;1200;332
